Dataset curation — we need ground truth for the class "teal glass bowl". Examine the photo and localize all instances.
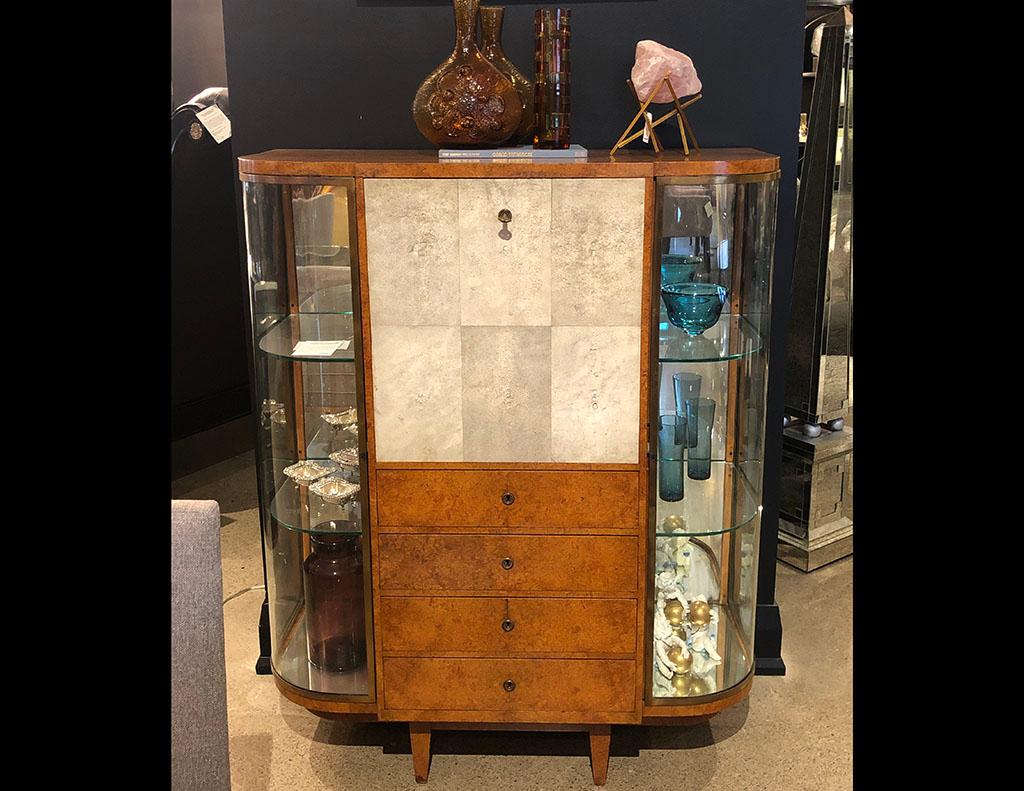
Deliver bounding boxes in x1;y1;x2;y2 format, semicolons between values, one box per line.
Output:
660;253;702;287
661;282;729;336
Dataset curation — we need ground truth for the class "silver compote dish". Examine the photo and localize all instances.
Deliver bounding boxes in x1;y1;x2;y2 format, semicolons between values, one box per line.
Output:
282;460;334;484
321;408;358;429
328;448;360;471
309;476;360;505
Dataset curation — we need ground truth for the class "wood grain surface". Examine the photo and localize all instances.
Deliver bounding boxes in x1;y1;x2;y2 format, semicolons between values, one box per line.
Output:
377;534;638;595
382;657;636;715
375;469;639;528
379;596;637;657
238;148;780;179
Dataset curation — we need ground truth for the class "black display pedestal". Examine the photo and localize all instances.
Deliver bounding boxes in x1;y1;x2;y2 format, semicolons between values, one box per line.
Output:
255;597;273;675
754;603;786;675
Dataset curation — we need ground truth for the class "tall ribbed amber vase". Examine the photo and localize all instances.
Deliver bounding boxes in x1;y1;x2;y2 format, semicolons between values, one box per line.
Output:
533;8;571;149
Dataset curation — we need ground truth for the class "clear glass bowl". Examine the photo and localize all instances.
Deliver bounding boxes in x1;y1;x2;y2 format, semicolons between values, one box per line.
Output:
661;283;729;336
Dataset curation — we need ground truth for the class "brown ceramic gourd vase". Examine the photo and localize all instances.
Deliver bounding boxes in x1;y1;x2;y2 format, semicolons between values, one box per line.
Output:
479;6;534;144
412;0;522;147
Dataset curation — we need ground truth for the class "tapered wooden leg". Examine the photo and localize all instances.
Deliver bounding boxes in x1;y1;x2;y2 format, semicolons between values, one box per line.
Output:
410;723;431;784
588;725;611;786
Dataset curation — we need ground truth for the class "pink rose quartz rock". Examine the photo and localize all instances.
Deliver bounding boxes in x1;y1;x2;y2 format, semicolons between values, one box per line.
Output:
631;40;702;103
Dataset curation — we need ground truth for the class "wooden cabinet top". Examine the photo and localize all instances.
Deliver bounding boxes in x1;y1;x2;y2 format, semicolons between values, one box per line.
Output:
238;148;779;180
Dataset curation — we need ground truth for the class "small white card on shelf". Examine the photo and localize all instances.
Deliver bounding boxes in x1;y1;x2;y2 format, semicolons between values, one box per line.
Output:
195;105;232;143
293;340;343;356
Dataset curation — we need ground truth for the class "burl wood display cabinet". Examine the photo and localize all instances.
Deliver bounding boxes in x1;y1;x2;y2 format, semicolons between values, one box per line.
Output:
240;149;779;785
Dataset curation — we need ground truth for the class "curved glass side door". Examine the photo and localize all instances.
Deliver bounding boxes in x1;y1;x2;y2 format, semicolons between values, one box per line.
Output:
242;178;373;698
649;174;778;703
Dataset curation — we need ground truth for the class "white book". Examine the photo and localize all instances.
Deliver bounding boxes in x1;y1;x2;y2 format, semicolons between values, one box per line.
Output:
438;144;588;160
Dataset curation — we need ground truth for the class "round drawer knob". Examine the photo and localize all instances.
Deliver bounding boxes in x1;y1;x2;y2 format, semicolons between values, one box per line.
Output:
498;209;513;240
501;492;516;506
501;618;515;632
501;557;514;570
503;679;516;692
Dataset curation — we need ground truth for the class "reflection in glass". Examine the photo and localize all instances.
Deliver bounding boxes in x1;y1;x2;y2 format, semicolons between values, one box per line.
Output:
686;397;716;481
657;414;686;502
661;253;702;288
292;185;353;315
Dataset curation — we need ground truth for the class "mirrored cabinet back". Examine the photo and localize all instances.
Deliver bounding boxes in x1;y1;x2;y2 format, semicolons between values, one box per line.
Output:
239;148;779;785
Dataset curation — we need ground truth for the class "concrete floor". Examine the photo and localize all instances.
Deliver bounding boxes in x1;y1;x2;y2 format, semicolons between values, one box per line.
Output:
173;452;852;791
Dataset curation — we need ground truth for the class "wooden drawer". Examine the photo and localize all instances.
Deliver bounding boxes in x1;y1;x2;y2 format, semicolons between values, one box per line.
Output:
379;596;637;657
382;657;635;714
378;534;638;594
376;469;639;529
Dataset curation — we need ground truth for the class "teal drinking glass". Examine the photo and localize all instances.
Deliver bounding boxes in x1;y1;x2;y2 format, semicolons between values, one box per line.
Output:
672;372;702;448
657;414;686;502
686;397;716;481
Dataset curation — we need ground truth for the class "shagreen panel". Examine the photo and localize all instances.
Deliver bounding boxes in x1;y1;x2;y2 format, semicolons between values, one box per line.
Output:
551;326;641;463
550;178;646;327
372;325;463;461
458;179;552;326
461;326;552;461
363;178;460;326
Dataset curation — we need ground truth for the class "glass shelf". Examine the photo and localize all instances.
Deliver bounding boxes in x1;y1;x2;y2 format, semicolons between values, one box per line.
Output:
258;313;356;361
658;313;764;363
654;460;761;536
275;609;370;696
269;471;364;534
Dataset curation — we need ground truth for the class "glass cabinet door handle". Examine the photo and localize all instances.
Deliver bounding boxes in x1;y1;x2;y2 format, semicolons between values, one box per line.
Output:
501;492;516;506
501;618;515;632
501;557;514;570
503;679;516;692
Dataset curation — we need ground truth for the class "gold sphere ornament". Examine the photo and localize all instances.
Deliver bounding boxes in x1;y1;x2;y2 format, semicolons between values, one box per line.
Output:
671;672;710;697
687;675;710;697
662;514;686;532
666;645;693;673
663;599;685;626
688;599;711;627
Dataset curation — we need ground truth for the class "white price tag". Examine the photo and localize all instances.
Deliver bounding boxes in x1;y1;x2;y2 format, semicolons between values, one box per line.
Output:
704;200;713;218
293;340;344;357
642;112;653;144
195;105;232;144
